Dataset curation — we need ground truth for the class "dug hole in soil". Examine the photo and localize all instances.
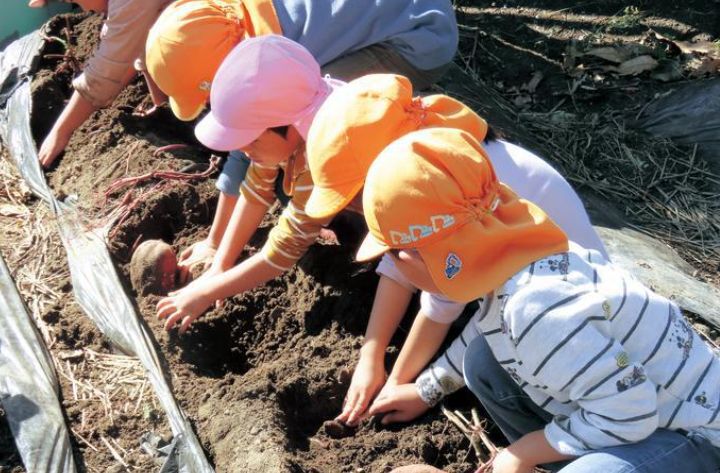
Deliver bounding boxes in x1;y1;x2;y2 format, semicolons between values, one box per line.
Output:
19;13;480;473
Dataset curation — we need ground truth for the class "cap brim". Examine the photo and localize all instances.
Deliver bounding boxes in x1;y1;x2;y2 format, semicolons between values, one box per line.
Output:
169;95;208;122
195;112;264;151
355;232;390;262
418;219;569;303
305;179;364;219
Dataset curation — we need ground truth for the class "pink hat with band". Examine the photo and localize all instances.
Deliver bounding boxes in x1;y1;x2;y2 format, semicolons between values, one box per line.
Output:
195;35;343;151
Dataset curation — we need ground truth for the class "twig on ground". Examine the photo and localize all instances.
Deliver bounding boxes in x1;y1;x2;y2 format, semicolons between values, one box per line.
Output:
441;405;500;471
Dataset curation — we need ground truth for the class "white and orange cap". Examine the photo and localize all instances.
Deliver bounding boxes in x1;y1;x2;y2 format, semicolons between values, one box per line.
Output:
357;128;569;302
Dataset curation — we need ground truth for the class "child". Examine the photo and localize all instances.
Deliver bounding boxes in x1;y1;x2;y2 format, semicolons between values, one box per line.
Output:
358;128;720;473
145;0;459;273
32;0;171;167
155;35;346;332
301;73;607;426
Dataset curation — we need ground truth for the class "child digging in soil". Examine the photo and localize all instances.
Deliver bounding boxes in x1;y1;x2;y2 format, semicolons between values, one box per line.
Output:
154;35;602;339
300;73;607;427
143;0;459;276
155;35;349;332
356;127;720;473
31;0;172;167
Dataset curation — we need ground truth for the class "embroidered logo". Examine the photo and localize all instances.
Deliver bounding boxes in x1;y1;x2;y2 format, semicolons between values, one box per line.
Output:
602;300;612;319
198;80;211;92
389;214;455;245
445;252;462;280
615;351;629;368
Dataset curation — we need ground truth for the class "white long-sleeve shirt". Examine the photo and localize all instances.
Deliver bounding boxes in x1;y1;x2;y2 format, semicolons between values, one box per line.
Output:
377;139;607;321
416;243;720;455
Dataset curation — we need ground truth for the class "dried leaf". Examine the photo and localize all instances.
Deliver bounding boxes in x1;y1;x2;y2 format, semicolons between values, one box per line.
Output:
513;95;532;108
585;46;631;63
689;56;720;77
605;55;659;76
0;204;29;217
522;71;544;94
651;59;683;82
651;31;720;57
584;44;652;63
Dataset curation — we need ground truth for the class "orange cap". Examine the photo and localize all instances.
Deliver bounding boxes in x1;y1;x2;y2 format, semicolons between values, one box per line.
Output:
357;128;569;302
305;73;488;219
145;0;246;121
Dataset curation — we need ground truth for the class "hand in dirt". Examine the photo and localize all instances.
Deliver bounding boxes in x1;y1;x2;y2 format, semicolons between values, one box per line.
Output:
336;356;386;426
156;285;214;334
132;103;162;118
177;239;218;285
38;128;71;168
367;383;430;424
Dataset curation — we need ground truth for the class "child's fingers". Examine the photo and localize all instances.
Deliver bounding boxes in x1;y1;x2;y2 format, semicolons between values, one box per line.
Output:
347;393;369;426
336;390;358;423
156;299;175;319
163;310;184;331
380;409;415;425
178;246;194;262
177;265;191;286
368;396;396;416
178;315;196;334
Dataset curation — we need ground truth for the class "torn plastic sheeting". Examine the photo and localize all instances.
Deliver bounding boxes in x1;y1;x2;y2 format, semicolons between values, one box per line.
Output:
0;254;78;472
0;32;213;472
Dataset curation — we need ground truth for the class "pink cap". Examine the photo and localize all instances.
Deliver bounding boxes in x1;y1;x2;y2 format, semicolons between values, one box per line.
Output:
195;35;342;151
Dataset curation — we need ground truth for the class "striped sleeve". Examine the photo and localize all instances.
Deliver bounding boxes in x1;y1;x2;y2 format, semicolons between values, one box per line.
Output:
261;169;333;270
507;281;659;456
415;315;482;406
240;161;281;208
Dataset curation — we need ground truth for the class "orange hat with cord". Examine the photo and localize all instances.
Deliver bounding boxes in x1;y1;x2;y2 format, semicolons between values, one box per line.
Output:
145;0;281;121
305;73;488;219
357;127;569;302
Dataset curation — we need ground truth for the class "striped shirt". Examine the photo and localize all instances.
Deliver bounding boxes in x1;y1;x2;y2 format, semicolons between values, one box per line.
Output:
416;243;720;455
241;151;332;270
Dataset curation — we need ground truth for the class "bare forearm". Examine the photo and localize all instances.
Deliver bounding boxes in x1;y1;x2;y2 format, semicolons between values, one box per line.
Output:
388;314;451;384
51;91;97;137
141;70;168;106
207;192;239;248
361;276;414;360
213;196;267;270
202;252;283;301
505;430;574;468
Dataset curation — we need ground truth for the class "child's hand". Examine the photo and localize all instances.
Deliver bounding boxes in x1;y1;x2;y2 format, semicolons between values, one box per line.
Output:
368;383;430;424
38;128;71;168
485;449;534;473
336;355;386;426
177;239;218;285
156;283;214;333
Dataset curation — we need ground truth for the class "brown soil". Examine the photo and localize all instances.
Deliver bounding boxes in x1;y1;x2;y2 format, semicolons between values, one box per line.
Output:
3;2;717;472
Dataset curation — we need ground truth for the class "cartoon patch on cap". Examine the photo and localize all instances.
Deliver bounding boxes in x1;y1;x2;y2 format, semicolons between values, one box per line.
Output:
445;252;462;280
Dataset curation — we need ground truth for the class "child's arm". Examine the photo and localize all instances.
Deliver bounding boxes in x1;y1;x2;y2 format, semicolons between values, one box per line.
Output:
388;313;452;385
157;251;284;332
492;430;574;473
337;275;413;426
157;167;334;331
177;191;239;283
367;312;452;423
38;91;98;167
